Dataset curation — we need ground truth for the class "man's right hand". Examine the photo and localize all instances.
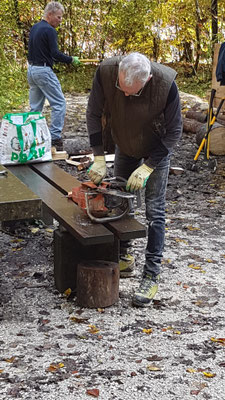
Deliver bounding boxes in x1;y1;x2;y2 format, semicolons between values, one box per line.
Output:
87;156;107;184
72;56;80;66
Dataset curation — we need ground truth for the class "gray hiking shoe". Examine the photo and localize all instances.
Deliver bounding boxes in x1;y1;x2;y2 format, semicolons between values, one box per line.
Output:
132;274;160;307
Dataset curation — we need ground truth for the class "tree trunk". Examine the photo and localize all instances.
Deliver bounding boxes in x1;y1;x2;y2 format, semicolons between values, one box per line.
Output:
211;0;218;59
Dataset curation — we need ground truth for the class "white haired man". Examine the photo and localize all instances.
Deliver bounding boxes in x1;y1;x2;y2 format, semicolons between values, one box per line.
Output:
86;52;182;307
27;1;80;150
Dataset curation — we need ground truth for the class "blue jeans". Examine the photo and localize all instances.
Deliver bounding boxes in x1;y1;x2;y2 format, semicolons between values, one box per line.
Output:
114;146;170;278
27;66;66;140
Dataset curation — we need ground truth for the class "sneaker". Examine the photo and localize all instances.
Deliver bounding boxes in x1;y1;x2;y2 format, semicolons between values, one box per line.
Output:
119;254;135;278
52;138;63;151
132;274;160;307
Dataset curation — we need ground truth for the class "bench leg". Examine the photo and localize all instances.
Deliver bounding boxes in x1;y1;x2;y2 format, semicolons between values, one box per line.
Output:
41;204;53;225
54;228;120;293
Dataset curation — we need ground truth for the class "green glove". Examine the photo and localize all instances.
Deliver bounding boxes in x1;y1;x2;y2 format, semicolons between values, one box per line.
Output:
126;164;154;192
88;156;107;184
72;56;80;66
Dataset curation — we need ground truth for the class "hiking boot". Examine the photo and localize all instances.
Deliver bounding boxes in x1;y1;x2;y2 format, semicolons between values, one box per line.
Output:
119;254;135;278
52;138;63;151
132;274;160;307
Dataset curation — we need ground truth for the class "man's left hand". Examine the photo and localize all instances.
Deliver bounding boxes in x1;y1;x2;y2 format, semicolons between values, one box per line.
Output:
126;164;154;192
72;56;80;66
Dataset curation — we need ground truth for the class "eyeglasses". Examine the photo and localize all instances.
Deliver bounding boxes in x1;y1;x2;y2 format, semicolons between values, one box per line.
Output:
115;75;152;97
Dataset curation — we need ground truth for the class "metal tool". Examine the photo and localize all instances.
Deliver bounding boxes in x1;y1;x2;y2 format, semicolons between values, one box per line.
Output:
191;89;225;172
79;59;100;63
68;177;141;223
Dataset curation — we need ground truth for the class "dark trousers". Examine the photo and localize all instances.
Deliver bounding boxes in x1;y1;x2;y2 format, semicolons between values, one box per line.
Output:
114;146;170;277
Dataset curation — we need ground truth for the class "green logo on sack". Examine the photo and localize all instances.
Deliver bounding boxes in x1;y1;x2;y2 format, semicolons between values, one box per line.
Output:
11;147;46;162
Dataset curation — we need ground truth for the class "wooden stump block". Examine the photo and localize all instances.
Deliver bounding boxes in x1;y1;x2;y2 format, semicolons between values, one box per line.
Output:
77;260;119;308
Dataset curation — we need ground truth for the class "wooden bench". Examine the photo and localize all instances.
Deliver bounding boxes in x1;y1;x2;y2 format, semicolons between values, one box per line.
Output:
5;162;146;294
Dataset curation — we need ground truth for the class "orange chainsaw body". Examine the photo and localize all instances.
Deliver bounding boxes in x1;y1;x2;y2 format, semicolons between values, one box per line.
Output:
68;181;109;215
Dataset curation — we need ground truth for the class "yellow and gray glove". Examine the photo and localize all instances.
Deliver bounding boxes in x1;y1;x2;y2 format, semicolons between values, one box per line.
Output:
126;164;153;192
72;56;80;66
88;156;107;184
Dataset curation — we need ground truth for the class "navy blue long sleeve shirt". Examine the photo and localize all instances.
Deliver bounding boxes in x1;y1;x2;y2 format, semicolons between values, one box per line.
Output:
28;19;72;68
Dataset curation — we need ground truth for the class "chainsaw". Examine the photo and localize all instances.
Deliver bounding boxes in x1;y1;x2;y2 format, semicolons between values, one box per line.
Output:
68;177;140;223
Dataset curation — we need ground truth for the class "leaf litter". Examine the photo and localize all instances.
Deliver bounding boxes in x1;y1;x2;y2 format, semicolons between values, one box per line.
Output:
0;93;225;399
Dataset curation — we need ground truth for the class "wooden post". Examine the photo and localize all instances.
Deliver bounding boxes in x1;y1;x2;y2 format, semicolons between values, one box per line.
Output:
54;227;120;294
77;260;119;308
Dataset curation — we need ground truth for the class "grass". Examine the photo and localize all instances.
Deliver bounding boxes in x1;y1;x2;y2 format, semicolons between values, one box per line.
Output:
0;61;212;118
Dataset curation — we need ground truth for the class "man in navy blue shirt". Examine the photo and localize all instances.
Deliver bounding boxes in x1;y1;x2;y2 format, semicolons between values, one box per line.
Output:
27;1;80;150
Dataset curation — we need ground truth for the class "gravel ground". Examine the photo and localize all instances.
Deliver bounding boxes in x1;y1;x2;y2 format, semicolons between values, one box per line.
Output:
0;93;225;400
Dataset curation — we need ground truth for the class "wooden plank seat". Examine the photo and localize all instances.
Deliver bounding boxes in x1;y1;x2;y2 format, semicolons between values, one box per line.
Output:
8;162;146;294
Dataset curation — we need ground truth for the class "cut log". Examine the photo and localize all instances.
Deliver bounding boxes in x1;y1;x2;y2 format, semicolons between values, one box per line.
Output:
196;122;225;155
77;260;119;308
182;118;204;133
185;110;207;123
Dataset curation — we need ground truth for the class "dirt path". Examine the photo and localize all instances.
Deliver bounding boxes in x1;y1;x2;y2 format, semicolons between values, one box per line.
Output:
0;93;225;400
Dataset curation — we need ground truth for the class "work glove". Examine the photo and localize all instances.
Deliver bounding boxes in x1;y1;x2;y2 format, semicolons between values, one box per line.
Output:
72;56;80;66
88;156;107;184
126;164;153;192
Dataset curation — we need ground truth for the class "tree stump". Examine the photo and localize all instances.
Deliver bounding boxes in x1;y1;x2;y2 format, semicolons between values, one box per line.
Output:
77;260;119;308
196;122;225;155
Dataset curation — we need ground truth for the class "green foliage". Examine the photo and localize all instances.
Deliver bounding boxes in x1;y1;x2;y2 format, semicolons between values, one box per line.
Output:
0;62;28;118
173;63;212;98
0;0;224;116
57;64;97;93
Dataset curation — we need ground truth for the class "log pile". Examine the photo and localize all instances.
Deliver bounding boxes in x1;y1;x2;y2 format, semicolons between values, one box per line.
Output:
182;107;225;155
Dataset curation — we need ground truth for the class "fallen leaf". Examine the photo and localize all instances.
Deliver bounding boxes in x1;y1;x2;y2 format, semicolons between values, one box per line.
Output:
4;356;15;363
0;369;4;373
64;288;72;297
211;337;225;345
175;238;188;244
174;330;181;335
97;308;105;313
86;388;99;397
190;389;200;395
70;316;89;323
183;284;189;289
45;228;53;233
186;368;197;373
30;227;39;234
203;371;216;378
47;362;65;372
188;264;202;270
88;324;100;334
186;225;200;231
146;355;163;361
142;328;153;334
12;247;23;252
147;365;162;371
